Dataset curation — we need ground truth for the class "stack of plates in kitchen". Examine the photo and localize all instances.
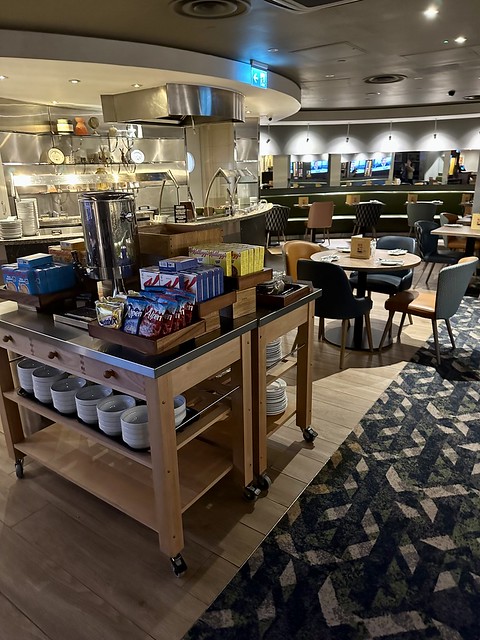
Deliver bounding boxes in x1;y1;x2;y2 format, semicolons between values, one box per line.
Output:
16;200;38;236
0;218;22;239
266;338;282;368
266;378;288;415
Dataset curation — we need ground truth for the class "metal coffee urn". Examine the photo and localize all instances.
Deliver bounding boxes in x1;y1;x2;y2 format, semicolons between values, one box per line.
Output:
78;191;140;293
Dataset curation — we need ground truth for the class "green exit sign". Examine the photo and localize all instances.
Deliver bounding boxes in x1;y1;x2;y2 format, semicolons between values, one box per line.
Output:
251;66;268;89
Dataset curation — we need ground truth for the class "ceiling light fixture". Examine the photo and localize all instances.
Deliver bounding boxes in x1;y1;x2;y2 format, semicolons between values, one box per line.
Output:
131;83;142;88
433;118;438;139
52;100;58;105
388;121;393;141
443;39;449;44
455;36;467;44
306;123;310;143
325;74;335;78
345;123;350;143
268;47;279;52
69;79;81;84
266;122;271;144
423;6;438;18
170;0;251;18
0;75;7;81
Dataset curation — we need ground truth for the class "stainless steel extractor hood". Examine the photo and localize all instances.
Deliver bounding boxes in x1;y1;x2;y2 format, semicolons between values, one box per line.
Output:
101;83;245;126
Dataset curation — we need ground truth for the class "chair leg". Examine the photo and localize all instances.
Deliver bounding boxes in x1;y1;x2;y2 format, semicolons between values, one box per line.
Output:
318;317;325;340
379;311;395;350
340;319;348;369
371;227;376;239
266;230;270;248
310;229;314;243
326;229;331;245
408;313;413;326
425;262;436;285
445;318;456;348
432;320;441;364
397;312;408;340
364;313;374;352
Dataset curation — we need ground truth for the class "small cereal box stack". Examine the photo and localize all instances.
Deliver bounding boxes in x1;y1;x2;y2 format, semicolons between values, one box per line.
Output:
188;243;264;277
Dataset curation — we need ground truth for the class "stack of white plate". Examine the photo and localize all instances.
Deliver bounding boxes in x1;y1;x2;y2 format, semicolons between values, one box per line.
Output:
121;405;149;449
17;358;42;393
266;338;282;368
51;377;87;414
0;218;22;239
174;395;187;427
97;394;136;436
266;378;288;416
31;366;67;403
75;385;113;424
16;200;38;237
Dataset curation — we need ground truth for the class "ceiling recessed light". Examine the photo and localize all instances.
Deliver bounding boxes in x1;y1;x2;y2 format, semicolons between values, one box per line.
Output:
337;59;347;63
69;79;81;84
246;109;251;114
455;36;467;44
267;48;279;53
423;7;438;18
443;39;449;44
463;95;480;101
325;74;335;78
0;75;7;81
414;77;423;80
52;100;58;105
131;83;142;88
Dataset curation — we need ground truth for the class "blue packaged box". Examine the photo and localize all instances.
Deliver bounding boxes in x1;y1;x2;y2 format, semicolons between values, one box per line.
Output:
17;253;53;270
158;256;198;272
13;267;38;294
34;264;75;294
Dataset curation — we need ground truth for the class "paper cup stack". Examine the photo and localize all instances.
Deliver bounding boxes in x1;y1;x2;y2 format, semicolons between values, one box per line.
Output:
51;377;87;414
96;394;136;436
17;358;42;393
121;405;149;449
74;385;113;424
266;378;288;416
16;200;38;236
32;366;67;403
266;338;282;368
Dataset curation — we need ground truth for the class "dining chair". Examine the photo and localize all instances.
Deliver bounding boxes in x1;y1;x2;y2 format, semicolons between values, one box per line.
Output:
379;256;478;364
297;259;373;369
304;201;334;244
283;240;327;280
351;201;384;238
414;220;463;285
406;202;437;235
265;204;290;247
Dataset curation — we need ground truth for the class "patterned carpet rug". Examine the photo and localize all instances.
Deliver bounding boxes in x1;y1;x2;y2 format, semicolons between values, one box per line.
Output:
184;300;480;640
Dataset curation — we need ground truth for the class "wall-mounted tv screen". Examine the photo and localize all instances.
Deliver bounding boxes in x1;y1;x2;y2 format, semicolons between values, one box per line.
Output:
310;159;329;174
371;156;391;173
349;159;366;176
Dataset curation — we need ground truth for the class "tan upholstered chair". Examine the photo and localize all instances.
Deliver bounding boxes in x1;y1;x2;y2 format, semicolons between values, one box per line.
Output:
283;240;326;280
304;201;334;244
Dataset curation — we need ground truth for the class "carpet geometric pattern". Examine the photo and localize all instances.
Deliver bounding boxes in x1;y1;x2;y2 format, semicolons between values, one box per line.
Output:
184;300;480;640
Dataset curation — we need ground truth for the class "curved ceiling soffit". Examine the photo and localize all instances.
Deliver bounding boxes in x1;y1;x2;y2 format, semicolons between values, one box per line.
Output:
0;29;301;120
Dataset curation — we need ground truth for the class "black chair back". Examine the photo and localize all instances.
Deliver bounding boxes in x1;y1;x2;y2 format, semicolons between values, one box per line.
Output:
414;220;440;259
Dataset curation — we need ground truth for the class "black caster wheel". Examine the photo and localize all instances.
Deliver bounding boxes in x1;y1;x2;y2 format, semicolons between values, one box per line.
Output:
170;553;187;577
303;426;318;443
257;474;272;491
243;484;261;501
15;459;24;479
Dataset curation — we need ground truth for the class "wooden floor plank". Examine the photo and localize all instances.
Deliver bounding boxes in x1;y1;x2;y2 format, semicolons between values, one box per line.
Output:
0;468;48;527
0;591;51;640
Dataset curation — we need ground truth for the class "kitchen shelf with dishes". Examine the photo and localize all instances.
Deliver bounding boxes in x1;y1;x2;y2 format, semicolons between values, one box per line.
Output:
0;312;254;575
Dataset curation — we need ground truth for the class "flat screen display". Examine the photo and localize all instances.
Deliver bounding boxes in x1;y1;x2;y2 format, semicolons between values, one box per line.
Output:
349;159;366;176
310;159;329;174
371;156;391;173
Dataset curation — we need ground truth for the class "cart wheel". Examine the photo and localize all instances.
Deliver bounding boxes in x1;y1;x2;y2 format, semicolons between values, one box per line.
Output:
170;553;187;577
257;473;272;491
15;459;24;479
243;484;261;501
303;426;318;443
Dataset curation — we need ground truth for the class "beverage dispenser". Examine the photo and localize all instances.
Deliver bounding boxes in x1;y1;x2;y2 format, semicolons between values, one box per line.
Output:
78;191;139;292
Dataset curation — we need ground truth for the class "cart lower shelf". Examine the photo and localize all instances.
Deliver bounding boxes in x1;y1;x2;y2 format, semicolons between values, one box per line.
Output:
16;423;233;530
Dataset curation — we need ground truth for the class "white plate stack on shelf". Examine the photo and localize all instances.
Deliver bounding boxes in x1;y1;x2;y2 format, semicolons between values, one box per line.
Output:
266;338;283;368
74;385;113;424
31;366;67;403
16;358;42;393
266;378;288;416
0;217;22;239
15;199;38;237
121;405;149;449
97;394;136;436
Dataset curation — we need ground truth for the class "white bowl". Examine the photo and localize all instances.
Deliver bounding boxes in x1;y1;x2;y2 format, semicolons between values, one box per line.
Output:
121;405;149;449
121;405;148;426
174;395;186;416
175;408;187;428
97;395;136;436
32;366;67;403
17;358;41;392
75;384;113;423
51;377;87;414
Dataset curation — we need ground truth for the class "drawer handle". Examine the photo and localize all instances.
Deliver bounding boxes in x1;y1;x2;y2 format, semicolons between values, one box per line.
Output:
103;369;116;379
2;335;12;343
48;351;59;360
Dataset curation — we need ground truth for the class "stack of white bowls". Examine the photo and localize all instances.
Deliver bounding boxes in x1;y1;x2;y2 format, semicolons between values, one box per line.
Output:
17;358;42;393
174;395;187;428
0;218;22;239
97;394;136;436
121;405;149;449
266;378;288;416
51;377;87;414
74;385;113;424
266;338;283;368
32;366;67;403
15;200;38;236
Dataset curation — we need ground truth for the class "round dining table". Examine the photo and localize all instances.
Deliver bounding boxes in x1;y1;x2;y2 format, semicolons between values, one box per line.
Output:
311;248;421;350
